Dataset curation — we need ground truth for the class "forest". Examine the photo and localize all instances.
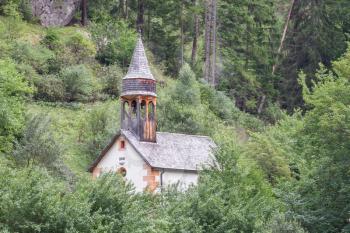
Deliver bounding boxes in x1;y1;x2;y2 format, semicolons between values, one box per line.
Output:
0;0;350;232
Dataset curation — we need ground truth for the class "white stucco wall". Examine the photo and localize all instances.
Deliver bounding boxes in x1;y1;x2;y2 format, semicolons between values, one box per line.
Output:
162;170;198;190
95;136;200;192
97;136;148;192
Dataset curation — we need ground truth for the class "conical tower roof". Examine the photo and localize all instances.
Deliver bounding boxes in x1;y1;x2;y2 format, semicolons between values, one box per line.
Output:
124;36;154;80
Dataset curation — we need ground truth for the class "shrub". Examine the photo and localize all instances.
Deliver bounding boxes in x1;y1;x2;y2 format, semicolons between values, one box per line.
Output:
18;0;33;21
42;29;62;51
92;21;136;67
66;33;96;63
12;42;55;74
99;64;123;97
0;0;21;19
200;83;238;121
173;63;201;105
0;59;32;154
34;75;65;102
80;103;118;160
13;114;62;172
60;65;95;102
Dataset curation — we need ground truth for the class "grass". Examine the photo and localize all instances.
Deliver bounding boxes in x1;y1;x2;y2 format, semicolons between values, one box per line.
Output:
27;101;119;174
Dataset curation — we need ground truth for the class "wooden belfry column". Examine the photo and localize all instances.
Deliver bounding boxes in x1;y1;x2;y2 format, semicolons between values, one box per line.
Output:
120;35;157;142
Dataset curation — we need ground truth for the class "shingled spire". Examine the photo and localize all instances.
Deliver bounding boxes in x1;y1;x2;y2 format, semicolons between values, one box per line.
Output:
120;35;157;142
124;36;154;80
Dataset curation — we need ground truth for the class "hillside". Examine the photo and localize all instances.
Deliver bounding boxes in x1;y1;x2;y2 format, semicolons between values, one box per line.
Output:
0;17;263;174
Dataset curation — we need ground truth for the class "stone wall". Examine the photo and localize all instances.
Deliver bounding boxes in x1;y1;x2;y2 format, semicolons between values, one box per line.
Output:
31;0;81;26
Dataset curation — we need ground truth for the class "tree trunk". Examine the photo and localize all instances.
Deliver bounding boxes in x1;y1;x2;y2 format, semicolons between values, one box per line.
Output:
137;0;145;33
191;0;199;66
272;0;296;74
81;0;88;26
180;0;184;66
257;95;266;114
204;0;211;83
147;6;151;40
119;0;125;18
125;0;129;19
210;0;217;86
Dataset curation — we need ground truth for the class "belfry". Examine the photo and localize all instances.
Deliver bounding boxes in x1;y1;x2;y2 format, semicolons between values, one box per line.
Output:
120;36;157;142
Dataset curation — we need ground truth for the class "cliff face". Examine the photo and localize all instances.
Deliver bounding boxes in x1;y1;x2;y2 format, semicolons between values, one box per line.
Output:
31;0;81;26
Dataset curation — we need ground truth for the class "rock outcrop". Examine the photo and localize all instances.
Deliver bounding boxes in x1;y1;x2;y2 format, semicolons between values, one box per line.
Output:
31;0;81;26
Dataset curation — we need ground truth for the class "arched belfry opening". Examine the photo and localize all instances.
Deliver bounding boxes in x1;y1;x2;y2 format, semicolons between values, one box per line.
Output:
120;36;157;142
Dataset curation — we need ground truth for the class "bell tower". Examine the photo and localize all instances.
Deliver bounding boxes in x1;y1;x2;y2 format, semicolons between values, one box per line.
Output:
120;35;157;142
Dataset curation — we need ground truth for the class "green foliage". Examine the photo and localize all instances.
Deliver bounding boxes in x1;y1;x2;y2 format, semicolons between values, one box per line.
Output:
59;65;95;102
0;0;21;19
244;115;303;184
0;59;32;154
34;74;65;102
262;212;308;233
218;0;278;113
200;83;238;121
99;64;123;98
80;102;119;161
18;0;33;22
173;63;201;105
92;21;137;67
270;46;350;233
42;29;62;51
12;42;55;74
0;164;138;232
12;114;62;172
277;0;350;111
332;43;350;79
66;32;96;63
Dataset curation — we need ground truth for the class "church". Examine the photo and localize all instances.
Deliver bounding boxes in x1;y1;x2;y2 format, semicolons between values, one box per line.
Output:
88;36;216;192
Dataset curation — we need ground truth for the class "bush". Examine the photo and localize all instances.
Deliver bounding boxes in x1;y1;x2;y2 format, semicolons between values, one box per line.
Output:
0;59;32;154
42;29;62;51
12;42;55;74
262;213;307;233
173;63;201;105
34;75;65;102
80;103;118;160
60;65;95;102
99;64;123;97
0;0;21;19
92;21;136;67
18;0;33;21
200;83;238;121
66;33;96;63
13;114;62;172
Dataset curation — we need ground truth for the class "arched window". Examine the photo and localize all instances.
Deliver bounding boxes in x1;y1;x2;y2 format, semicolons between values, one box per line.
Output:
131;100;137;119
140;100;146;119
117;167;127;177
123;101;129;119
148;101;155;120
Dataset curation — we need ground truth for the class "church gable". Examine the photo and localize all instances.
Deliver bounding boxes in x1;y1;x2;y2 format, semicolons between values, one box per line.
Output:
90;134;152;192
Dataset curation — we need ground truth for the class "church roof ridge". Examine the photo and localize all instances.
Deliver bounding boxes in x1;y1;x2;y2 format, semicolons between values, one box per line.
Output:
124;36;155;80
88;130;217;172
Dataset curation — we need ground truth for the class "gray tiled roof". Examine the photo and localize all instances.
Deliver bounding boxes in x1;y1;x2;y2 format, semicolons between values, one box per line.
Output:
122;130;216;171
124;37;155;80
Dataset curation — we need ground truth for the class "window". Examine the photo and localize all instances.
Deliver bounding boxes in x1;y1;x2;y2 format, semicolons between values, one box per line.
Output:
148;101;155;120
120;140;125;150
117;167;127;177
140;100;146;119
123;101;129;118
131;100;137;119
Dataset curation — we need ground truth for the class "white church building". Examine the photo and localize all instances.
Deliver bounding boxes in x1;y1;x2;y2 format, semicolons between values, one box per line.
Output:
88;36;216;192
